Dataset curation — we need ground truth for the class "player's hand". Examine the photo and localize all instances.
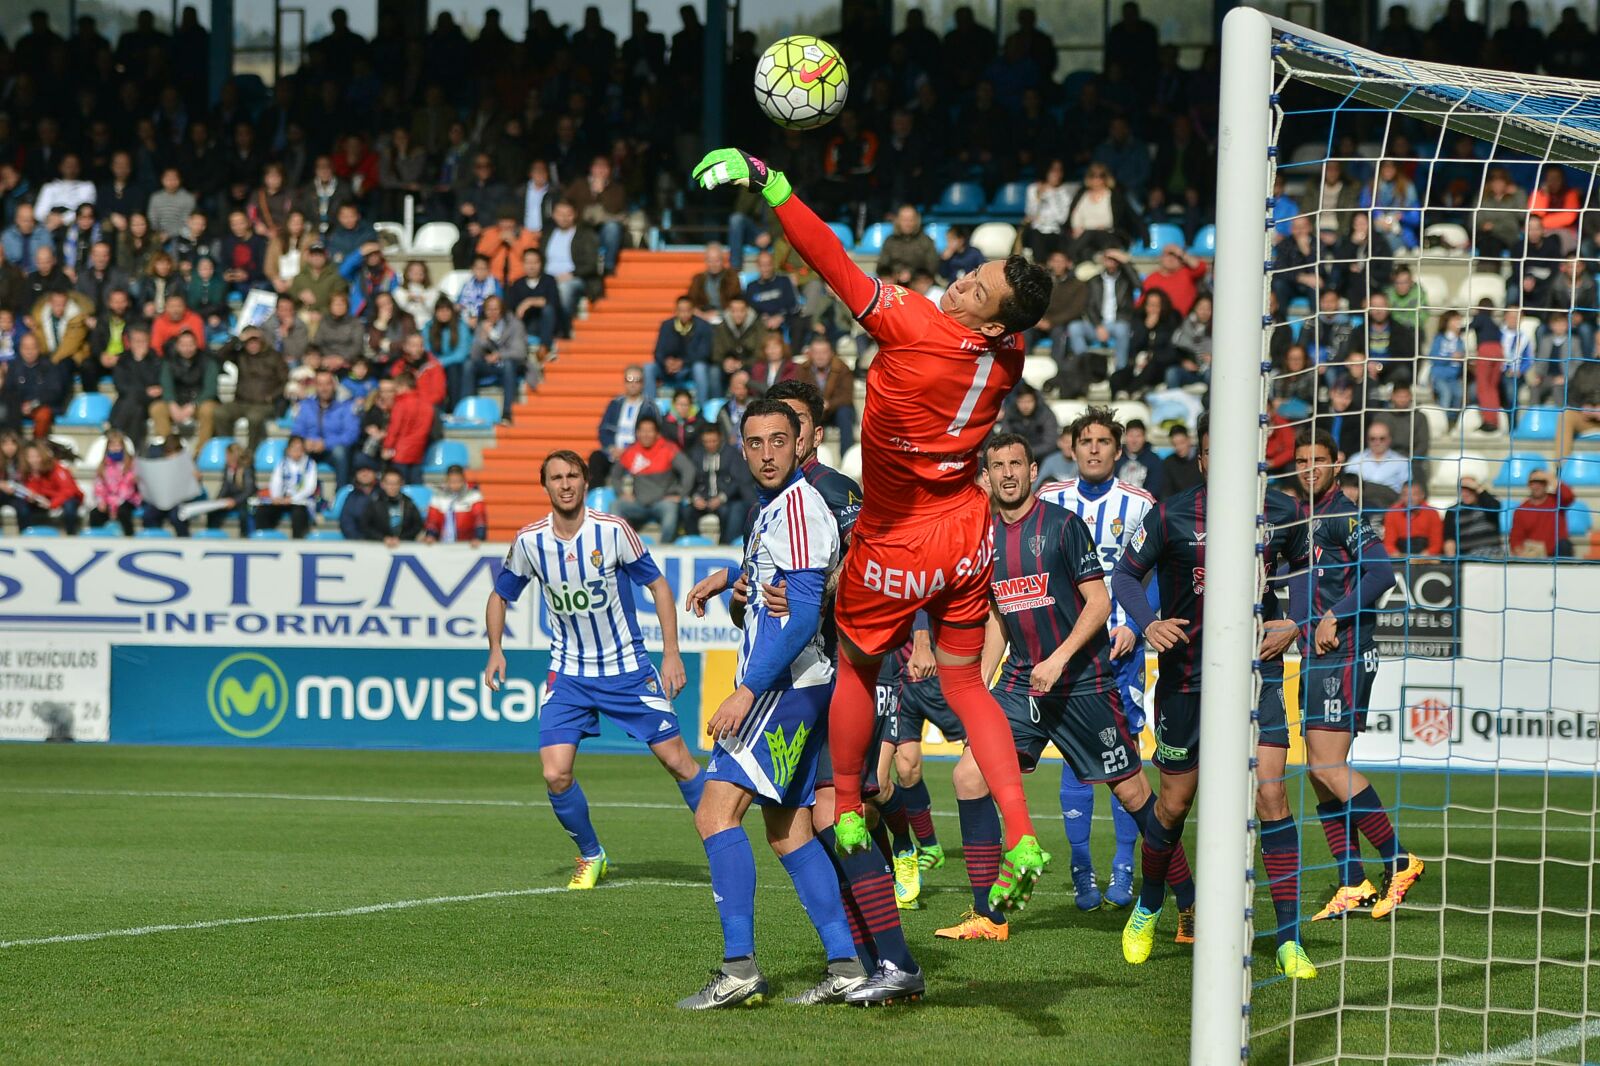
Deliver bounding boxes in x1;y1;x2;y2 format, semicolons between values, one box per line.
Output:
1109;625;1137;658
1145;618;1191;653
729;572;749;609
908;640;938;681
1258;619;1298;660
685;568;731;617
692;148;792;208
1314;611;1340;654
707;686;757;742
484;648;508;692
761;578;788;617
659;651;687;699
1029;655;1065;694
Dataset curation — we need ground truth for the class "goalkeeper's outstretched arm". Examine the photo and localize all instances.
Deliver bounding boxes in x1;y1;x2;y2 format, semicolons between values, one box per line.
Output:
693;147;876;316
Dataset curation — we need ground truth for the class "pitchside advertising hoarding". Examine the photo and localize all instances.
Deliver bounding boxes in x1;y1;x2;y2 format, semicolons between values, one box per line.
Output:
1;543;1595;769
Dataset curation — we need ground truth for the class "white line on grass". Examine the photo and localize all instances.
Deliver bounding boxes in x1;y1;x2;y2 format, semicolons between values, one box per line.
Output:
1440;1017;1600;1064
0;879;709;950
1;786;1592;834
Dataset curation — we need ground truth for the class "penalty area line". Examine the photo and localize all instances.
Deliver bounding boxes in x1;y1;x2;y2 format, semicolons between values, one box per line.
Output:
1440;1017;1600;1065
0;879;709;950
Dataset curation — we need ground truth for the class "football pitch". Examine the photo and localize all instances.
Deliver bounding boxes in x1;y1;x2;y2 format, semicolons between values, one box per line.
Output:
1;745;1595;1065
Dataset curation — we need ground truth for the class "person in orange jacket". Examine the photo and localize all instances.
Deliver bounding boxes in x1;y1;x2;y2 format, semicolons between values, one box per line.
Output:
475;211;541;288
1382;481;1443;557
382;369;436;485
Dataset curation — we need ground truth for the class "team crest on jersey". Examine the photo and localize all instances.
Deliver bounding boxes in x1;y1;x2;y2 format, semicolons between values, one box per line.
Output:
1323;675;1341;696
1110;517;1124;538
1098;727;1117;747
645;675;659;694
1192;567;1205;594
1028;535;1048;558
590;548;604;568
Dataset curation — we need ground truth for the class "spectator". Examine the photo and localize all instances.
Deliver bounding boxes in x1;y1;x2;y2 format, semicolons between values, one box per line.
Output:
1141;244;1208;318
744;250;800;340
507;248;561;357
208;441;257;534
393;332;447;412
1066;248;1136;382
423;464;487;545
249;163;295;237
1169;292;1212;388
1111;287;1179;397
659;389;703;452
324;203;375;269
146;167;196;240
751;333;799;395
1382;481;1443;557
1033;425;1078;486
360;467;425;547
454;153;507;233
543;200;601;321
803;336;856;454
110;325;164;447
290;369;360;486
1442;476;1504;558
1530;314;1579;406
455;254;502;328
267;293;310;363
688;242;740;320
186;257;229;326
1146;115;1213;239
1105;2;1157;77
712;296;767;375
313;291;364;368
595;364;658;483
516;159;555;238
476;210;540;290
1092;116;1150;201
1348;421;1411;501
999;384;1059;461
1115;418;1167;498
938;226;985;286
137;436;203;537
650;294;713;400
219;209;267;294
469;294;531;422
2;205;44;277
364;290;415;370
159;330;218;441
298;155;355;235
1384;266;1425;334
1509;468;1576;558
1529;164;1580;252
1328;212;1393;304
610;416;694;543
1556;356;1600;462
75;241;129;320
1022;159;1074;262
254;435;321;538
877;205;939;284
355;377;397;473
383;370;435;482
1381;382;1433;480
0;431;33;524
1475;166;1527;259
1491;305;1534;432
20;441;83;533
395;260;438;324
12;334;65;438
290;242;347;312
0;248;26;316
1426;310;1467;422
27;246;73;304
1271;215;1321;314
88;429;141;534
148;290;202;353
345;240;399;319
35;154;94;220
563;156;630;274
205;328;286;453
424;296;472;408
339;464;379;539
33;289;91;380
718;370;755;446
170;210;220;272
89;287;139;377
1347;291;1417;385
683;422;752;544
1362;159;1421;251
1162;425;1204;493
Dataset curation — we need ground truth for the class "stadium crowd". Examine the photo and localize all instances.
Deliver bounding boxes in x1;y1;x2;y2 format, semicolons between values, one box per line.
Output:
0;3;1594;551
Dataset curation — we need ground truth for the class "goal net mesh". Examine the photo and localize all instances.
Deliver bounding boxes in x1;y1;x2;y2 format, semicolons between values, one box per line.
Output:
1246;25;1600;1066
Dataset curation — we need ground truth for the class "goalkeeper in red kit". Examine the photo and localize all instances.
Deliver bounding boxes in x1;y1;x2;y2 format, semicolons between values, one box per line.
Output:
696;149;1054;915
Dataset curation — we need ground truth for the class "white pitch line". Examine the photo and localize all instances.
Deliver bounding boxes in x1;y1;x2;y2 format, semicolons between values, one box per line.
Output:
1440;1017;1600;1065
0;879;709;950
1;786;1592;834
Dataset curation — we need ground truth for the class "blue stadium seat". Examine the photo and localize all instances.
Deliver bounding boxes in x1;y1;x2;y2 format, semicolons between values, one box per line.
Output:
922;222;948;250
738;269;757;289
1494;453;1549;486
136;528;175;538
425;440;469;473
254;438;287;473
250;529;289;540
585;487;617;513
1559;455;1600;486
451;396;500;427
58;393;112;427
328;484;354;520
1189;224;1217;257
1511;407;1562;441
197;437;234;473
856;222;890;256
1146;223;1188;253
192;528;231;539
402;484;433;511
826;222;856;250
80;525;121;538
677;534;713;547
987;182;1028;220
306;530;345;541
20;526;61;536
701;397;726;425
932;182;985;217
1566;499;1593;537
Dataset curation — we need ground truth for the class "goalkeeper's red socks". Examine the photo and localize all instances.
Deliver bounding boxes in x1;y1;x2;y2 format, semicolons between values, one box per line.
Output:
825;654;877;821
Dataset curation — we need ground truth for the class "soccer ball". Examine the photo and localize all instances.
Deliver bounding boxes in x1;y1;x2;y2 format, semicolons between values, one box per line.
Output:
753;36;848;130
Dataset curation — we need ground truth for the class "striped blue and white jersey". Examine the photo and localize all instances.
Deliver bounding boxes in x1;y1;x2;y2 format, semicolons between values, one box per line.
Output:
737;477;840;692
500;509;661;678
1037;476;1156;632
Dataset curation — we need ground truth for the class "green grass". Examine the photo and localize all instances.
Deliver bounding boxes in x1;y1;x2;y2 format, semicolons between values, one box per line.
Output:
0;746;1595;1065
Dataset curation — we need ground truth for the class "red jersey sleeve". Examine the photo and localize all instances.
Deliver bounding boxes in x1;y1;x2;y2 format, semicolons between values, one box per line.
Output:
772;195;877;316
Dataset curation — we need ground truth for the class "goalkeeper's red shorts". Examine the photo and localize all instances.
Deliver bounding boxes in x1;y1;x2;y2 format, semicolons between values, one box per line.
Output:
835;492;994;658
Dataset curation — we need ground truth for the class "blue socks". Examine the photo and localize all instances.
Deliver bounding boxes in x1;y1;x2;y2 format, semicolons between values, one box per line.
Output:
676;767;706;812
779;838;857;963
704;827;758;960
548;780;601;858
1059;763;1095;869
1111;793;1140;872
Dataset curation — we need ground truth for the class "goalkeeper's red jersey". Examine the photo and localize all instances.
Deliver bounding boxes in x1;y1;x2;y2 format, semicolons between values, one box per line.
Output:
773;196;1025;535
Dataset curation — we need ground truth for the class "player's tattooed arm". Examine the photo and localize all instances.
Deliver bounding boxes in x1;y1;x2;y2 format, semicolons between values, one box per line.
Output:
646;575;687;699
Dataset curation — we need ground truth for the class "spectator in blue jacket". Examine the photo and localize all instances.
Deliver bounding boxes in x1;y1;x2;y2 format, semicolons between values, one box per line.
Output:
744;249;800;342
592;363;659;482
649;295;713;401
424;297;473;407
339;464;379;539
324;202;376;267
290;369;360;486
937;225;985;284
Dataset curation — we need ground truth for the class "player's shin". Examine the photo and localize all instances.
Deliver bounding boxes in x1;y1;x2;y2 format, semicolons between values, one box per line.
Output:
899;779;939;849
677;767;707;812
1167;843;1196;911
937;660;1036;846
818;824;879;968
1349;784;1404;872
704;827;758;961
879;788;915;855
548;779;603;860
1260;816;1302;948
827;654;880;829
957;795;1006;923
1059;764;1096;867
834;842;918;971
779;838;861;965
1110;793;1140;877
1316;798;1367;888
1137;809;1184;913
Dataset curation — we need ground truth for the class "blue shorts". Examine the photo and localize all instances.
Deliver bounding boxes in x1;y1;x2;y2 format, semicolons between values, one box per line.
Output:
1300;651;1380;736
892;676;966;745
708;684;831;807
1115;644;1148;734
539;664;680;750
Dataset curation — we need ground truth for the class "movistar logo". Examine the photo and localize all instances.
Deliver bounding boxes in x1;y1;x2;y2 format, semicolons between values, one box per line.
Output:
207;652;289;738
765;721;810;791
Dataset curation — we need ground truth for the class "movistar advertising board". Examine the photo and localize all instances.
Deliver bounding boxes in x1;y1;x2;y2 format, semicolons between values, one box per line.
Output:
110;646;704;752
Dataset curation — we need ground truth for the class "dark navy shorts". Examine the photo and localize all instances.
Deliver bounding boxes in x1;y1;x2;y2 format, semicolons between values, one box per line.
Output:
1151;685;1201;774
994;685;1141;784
892;676;966;745
1300;650;1380;736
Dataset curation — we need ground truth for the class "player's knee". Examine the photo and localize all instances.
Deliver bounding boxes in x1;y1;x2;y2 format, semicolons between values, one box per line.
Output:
952;752;988;799
1255;779;1289;821
895;749;923;786
542;766;575;793
1155;790;1194;829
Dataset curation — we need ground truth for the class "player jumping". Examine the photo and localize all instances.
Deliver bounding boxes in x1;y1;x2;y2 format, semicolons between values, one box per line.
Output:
1286;430;1424;923
693;152;1055;956
679;399;870;1008
485;451;704;889
936;434;1172;942
1037;407;1157;910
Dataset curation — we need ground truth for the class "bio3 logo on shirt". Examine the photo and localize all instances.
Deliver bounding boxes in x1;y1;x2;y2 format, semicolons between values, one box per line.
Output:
545;580;610;614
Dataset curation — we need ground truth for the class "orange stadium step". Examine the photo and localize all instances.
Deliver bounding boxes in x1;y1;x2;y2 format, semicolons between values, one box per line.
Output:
473;249;699;531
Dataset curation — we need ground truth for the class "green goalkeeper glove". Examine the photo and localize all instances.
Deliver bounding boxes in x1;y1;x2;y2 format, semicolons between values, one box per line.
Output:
692;148;793;208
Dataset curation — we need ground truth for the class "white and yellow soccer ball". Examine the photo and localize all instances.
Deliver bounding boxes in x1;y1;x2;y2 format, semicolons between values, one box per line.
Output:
753;35;849;130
